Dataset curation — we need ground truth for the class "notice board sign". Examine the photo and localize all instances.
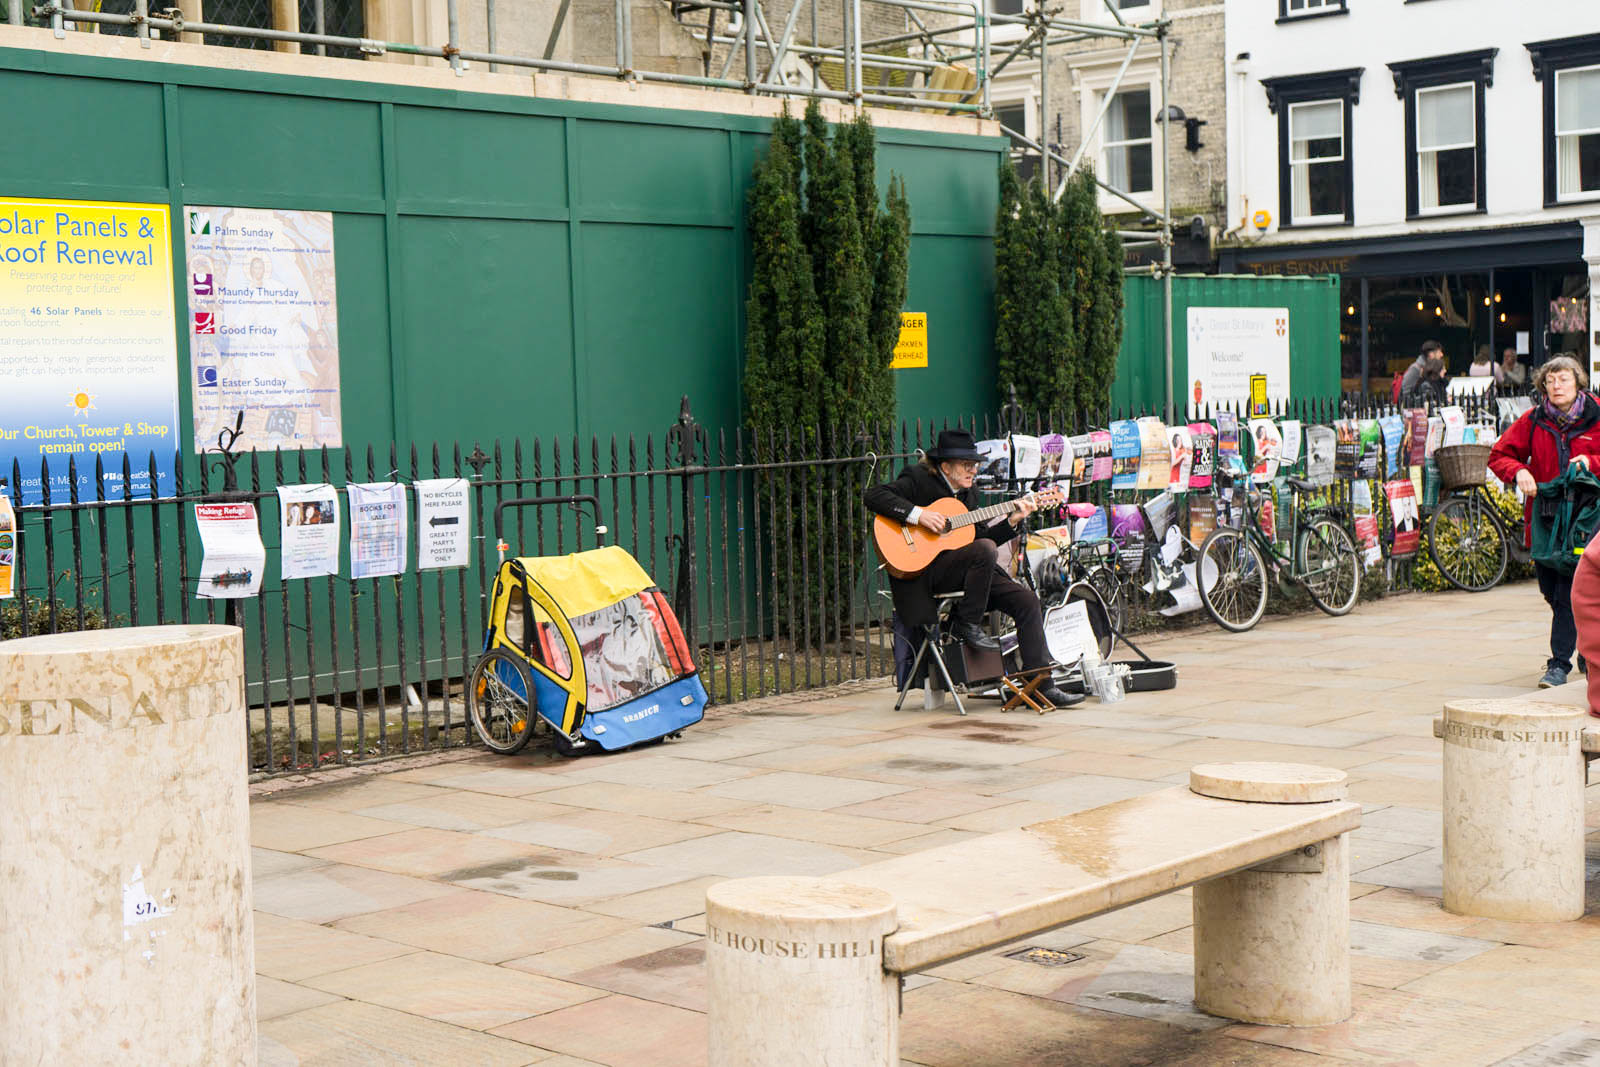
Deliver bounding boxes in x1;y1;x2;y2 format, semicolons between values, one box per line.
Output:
1188;307;1289;416
892;312;928;369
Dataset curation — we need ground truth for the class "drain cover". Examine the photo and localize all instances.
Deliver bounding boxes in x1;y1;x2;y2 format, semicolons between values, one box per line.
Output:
1001;946;1085;967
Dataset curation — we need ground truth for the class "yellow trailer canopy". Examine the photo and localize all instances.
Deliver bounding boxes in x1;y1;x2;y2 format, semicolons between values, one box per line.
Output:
515;544;655;617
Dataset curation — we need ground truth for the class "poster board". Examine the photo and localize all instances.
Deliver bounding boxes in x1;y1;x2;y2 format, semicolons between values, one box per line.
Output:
1187;307;1291;416
186;206;340;451
0;197;180;505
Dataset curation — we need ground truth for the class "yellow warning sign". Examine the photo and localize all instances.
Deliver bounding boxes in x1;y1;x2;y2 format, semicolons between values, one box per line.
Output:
891;312;928;369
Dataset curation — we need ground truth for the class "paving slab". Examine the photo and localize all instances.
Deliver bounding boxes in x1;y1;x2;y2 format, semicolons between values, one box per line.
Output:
331;889;633;963
258;999;547;1066
488;993;708;1067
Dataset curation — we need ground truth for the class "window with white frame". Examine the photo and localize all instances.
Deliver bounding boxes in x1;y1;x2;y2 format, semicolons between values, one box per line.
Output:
1282;0;1343;15
1288;100;1346;222
1079;0;1158;22
1556;65;1600;200
1416;83;1477;212
995;103;1039;184
1103;87;1153;195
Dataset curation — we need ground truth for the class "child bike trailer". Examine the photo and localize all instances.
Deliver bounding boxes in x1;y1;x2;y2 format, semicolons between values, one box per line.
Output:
470;544;707;756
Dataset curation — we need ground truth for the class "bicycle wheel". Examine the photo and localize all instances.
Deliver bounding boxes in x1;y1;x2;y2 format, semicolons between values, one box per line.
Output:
1198;528;1269;633
1084;564;1127;635
467;647;537;755
1298;518;1360;616
1428;493;1508;592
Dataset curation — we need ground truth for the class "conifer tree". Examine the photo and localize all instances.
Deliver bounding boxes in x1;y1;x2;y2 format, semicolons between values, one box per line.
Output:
743;109;824;448
994;158;1073;417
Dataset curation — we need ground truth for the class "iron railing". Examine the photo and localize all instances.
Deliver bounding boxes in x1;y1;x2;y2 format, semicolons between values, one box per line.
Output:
1;388;1513;776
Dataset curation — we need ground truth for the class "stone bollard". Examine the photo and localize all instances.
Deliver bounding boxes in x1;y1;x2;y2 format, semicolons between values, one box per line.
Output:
706;876;898;1067
1190;762;1351;1027
0;626;256;1064
1441;698;1586;921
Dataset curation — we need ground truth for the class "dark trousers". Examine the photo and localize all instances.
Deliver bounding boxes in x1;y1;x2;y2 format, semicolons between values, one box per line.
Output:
1537;563;1578;672
925;539;1050;670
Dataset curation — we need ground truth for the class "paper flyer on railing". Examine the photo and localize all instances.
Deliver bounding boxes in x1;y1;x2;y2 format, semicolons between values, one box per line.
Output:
1068;434;1091;482
348;482;407;580
1305;425;1336;485
1279;420;1302;465
1089;431;1113;482
415;478;471;570
1010;434;1042;480
0;495;14;599
1168;425;1193;492
1187;423;1216;489
1249;419;1281;484
1135;418;1170;490
276;483;339;580
1110;420;1140;490
1379;414;1405;477
1386;480;1421;557
194;502;265;599
1440;407;1467;448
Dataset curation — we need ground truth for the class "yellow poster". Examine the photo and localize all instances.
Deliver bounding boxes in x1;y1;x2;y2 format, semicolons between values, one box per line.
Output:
0;197;179;505
891;312;928;369
0;494;13;599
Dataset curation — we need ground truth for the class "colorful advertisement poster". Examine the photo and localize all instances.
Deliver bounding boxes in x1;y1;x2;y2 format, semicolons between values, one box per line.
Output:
1407;409;1428;465
1386;480;1421;557
976;438;1009;484
1110;420;1140;489
1216;412;1240;468
1136;418;1170;490
1169;424;1193;492
1188;423;1217;490
1039;434;1070;488
194;502;265;599
415;478;471;570
1069;434;1091;482
0;197;179;506
1440;407;1466;448
185;206;340;452
1357;419;1382;479
277;483;340;580
1379;414;1405;477
1334;421;1359;478
1090;431;1113;482
1249;419;1281;484
1072;504;1108;541
0;495;14;598
1110;504;1145;539
348;482;407;580
1186;306;1291;415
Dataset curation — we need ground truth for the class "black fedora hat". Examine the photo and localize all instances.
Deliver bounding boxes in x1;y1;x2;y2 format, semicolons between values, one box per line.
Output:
927;429;983;462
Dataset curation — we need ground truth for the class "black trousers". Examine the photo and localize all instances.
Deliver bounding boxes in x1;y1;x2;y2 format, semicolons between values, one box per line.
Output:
925;539;1050;670
1537;563;1578;672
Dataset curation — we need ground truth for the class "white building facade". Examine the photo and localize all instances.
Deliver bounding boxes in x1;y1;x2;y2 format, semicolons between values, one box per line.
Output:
1217;2;1598;391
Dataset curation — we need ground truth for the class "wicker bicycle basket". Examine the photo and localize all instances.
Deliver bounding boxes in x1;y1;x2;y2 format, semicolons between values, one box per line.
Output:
1435;443;1491;490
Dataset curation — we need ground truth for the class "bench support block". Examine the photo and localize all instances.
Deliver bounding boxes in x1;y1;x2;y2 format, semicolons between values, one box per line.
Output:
706;876;899;1067
1441;700;1587;921
1193;833;1351;1027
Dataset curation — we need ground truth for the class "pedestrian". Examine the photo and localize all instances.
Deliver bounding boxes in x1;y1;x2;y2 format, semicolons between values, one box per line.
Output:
1400;339;1443;401
1469;345;1495;377
1488;354;1600;688
1571;529;1600;716
1410;357;1449;406
1499;346;1527;389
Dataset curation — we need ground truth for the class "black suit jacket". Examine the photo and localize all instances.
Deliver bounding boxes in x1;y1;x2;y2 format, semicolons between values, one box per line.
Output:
865;463;1020;627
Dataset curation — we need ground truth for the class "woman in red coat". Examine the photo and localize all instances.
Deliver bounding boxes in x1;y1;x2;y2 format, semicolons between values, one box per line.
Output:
1489;355;1600;688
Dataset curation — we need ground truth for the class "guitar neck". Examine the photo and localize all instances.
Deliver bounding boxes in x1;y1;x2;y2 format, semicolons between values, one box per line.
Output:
948;494;1034;530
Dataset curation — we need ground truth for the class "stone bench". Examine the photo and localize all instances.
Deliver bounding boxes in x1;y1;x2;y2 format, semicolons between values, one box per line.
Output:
1430;693;1590;922
704;763;1360;1067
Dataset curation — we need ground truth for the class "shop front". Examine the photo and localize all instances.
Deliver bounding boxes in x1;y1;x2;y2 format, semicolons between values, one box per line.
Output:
1218;221;1593;396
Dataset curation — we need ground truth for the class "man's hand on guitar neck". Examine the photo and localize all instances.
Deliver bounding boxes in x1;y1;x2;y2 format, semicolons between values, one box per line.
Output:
1007;494;1039;526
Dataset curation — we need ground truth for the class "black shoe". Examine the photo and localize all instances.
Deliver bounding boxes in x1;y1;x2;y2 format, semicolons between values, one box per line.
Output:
951;621;1000;653
1039;685;1085;709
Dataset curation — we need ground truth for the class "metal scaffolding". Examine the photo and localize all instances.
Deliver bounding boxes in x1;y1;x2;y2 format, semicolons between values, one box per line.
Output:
22;0;1175;415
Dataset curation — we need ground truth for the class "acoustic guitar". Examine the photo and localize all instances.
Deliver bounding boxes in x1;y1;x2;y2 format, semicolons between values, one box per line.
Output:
873;487;1064;579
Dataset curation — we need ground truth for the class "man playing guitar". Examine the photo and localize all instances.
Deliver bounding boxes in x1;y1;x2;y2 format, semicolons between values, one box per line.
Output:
865;428;1083;709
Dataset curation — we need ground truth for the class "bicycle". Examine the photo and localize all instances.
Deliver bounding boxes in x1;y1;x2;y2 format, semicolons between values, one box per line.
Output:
1426;444;1510;592
1196;464;1362;633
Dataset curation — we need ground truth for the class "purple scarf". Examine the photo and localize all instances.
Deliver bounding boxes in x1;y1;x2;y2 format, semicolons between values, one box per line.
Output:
1544;391;1588;428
